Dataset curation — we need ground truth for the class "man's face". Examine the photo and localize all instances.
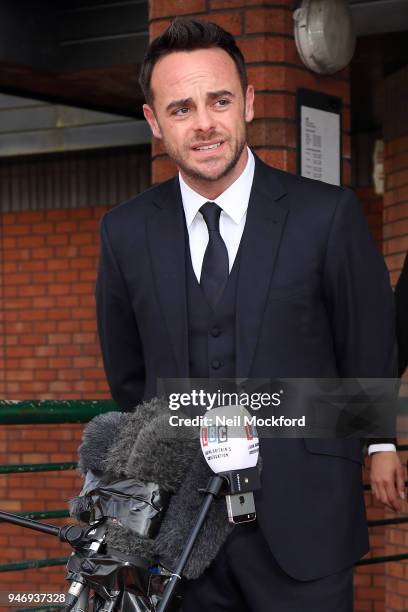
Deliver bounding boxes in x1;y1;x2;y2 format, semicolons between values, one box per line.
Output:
143;48;254;190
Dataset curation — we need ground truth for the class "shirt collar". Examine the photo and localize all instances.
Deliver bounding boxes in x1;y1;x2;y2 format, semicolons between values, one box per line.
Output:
179;146;255;227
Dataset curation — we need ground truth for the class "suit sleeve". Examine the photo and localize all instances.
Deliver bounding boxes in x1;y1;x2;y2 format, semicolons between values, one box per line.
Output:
322;187;398;444
395;252;408;377
95;214;146;412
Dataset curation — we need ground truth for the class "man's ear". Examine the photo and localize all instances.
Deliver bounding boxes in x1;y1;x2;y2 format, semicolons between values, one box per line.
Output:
143;104;162;139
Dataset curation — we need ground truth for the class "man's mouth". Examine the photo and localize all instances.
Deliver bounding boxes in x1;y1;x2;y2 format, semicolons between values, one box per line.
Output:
192;141;223;151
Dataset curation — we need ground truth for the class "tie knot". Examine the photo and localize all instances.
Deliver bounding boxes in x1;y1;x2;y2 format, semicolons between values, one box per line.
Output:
199;201;222;232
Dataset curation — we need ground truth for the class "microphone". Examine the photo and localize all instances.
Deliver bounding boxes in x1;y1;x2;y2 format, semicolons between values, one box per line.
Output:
125;412;200;492
77;410;128;475
99;404;201;561
200;405;260;524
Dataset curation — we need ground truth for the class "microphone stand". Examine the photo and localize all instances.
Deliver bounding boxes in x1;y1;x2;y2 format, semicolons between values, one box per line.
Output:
156;474;225;612
0;509;88;546
0;510;105;611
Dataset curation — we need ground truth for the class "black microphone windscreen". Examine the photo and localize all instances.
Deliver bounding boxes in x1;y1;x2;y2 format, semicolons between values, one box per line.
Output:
125;414;200;492
78;411;127;474
102;397;173;479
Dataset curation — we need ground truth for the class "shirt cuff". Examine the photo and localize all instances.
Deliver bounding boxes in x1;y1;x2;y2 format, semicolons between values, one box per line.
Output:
368;443;397;455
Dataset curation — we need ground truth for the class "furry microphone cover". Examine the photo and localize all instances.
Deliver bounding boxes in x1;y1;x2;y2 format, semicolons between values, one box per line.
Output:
70;397;259;580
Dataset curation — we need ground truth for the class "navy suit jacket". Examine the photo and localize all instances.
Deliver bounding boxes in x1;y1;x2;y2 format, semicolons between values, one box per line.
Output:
96;152;396;580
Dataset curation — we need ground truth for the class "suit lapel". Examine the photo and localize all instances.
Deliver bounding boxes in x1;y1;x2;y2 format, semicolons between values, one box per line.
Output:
236;155;288;378
147;176;189;378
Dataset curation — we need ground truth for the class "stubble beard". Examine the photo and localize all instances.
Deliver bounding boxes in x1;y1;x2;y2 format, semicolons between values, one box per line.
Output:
162;131;247;184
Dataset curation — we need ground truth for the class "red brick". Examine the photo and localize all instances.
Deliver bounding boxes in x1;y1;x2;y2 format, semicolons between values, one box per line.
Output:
253;92;295;120
33;247;55;259
17;285;46;297
57;245;78;258
384;184;408;206
199;11;242;36
79;244;99;257
45;209;69;221
211;0;280;7
386;168;408;190
55;221;78;233
16;235;45;248
31;222;55;234
149;19;172;41
354;573;372;587
47;259;69;271
3;224;31;236
70;232;94;245
238;35;300;65
386;134;408;158
71;307;95;319
385;150;408;172
48;284;71;296
58;345;82;357
19;260;46;272
46;233;69;246
79;269;97;282
2;212;16;224
149;0;205;20
48;333;71;345
17;211;44;223
73;332;96;344
383;202;408;223
248;120;296;149
255;148;297;174
244;8;292;36
35;272;55;284
388;592;406;610
383;218;408;239
70;257;95;270
247;64;286;91
356;586;384;600
79;219;99;231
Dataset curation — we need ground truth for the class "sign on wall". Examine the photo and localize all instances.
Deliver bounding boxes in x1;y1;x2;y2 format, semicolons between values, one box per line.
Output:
297;89;342;186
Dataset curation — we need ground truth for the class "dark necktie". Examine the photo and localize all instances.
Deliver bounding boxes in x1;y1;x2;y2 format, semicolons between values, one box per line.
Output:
199;201;229;309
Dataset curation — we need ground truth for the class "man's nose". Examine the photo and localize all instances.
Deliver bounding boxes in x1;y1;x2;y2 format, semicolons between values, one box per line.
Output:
193;106;215;133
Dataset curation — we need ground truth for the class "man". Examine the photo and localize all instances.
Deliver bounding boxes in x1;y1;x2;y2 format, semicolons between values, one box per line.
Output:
96;18;405;611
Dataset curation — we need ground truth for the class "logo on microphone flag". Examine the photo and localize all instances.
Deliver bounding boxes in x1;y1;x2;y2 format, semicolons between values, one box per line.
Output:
245;424;254;440
201;426;208;447
200;405;259;473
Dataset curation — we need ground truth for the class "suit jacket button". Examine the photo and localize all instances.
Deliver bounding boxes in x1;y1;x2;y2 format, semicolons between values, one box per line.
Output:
211;327;220;337
211;359;221;370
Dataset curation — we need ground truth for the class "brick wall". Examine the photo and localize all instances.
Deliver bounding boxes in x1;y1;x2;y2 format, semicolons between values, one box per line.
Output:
384;134;408;286
0;147;150;595
148;0;351;186
0;206;111;594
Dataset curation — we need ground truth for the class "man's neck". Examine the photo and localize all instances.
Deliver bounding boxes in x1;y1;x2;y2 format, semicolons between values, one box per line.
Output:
179;146;249;200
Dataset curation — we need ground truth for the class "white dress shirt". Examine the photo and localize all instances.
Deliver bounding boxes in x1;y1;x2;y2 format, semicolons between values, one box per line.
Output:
179;147;395;455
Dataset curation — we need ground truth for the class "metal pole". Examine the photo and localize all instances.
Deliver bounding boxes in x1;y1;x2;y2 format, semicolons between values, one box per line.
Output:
157;475;225;612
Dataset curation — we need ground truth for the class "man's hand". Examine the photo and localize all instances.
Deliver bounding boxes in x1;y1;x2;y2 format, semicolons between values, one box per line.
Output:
370;452;407;512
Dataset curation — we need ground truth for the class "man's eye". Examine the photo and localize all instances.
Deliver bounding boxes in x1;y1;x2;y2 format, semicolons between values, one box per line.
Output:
216;99;230;107
174;107;189;116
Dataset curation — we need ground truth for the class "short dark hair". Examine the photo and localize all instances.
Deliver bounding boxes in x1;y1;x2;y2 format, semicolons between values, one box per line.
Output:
139;18;248;106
